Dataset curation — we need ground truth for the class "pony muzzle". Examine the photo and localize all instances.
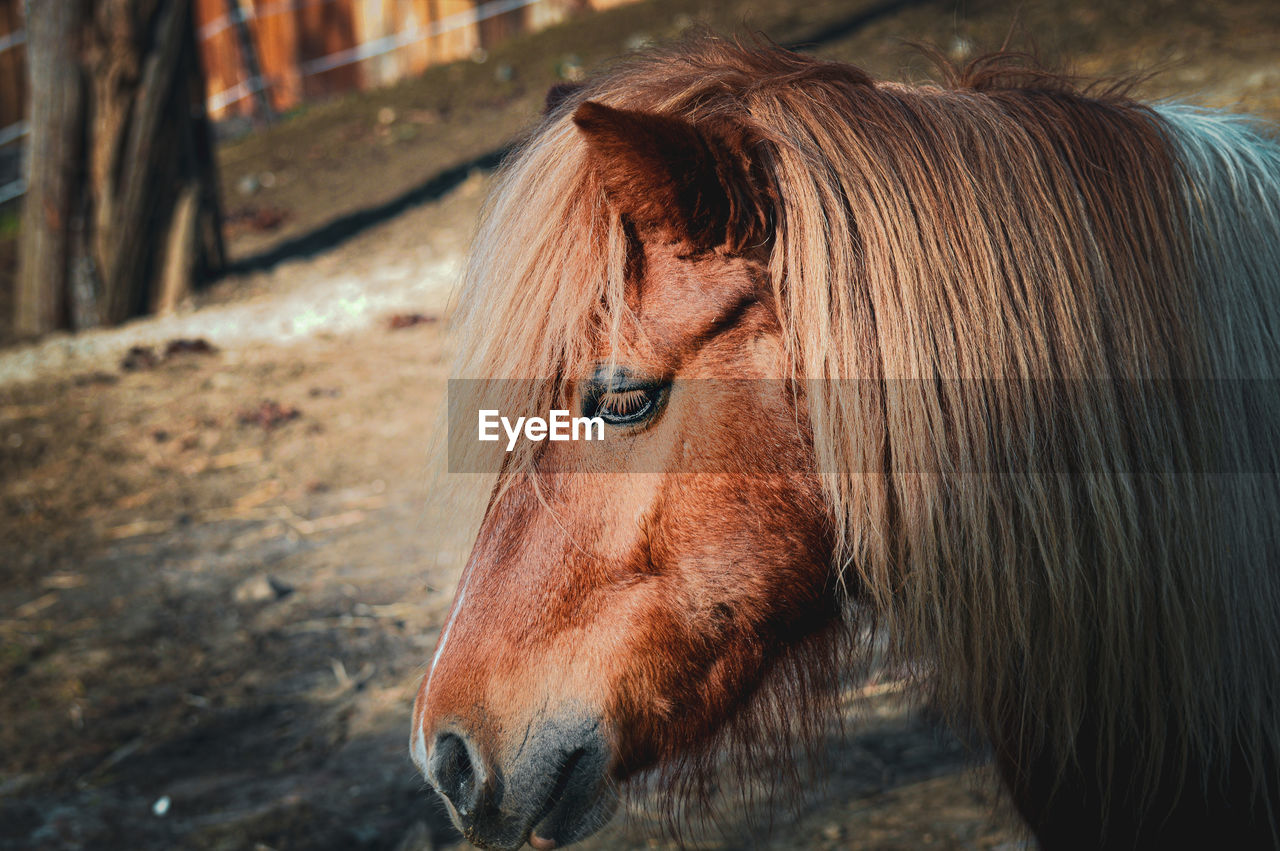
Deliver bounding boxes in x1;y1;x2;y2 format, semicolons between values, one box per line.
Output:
421;717;617;850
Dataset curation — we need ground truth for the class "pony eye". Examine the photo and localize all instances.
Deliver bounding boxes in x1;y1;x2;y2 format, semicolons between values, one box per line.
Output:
581;374;667;427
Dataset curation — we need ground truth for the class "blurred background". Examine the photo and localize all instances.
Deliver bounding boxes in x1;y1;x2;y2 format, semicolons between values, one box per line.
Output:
0;1;1277;849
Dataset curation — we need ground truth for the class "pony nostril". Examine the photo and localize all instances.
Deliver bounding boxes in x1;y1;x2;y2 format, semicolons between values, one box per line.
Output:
546;748;585;811
428;732;483;820
528;747;587;841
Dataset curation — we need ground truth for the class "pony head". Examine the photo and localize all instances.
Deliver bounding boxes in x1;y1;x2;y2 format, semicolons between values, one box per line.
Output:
411;36;1280;850
412;86;849;849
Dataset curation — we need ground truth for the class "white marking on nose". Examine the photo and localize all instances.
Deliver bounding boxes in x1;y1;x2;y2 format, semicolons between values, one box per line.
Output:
423;574;471;700
417;564;476;764
411;720;429;774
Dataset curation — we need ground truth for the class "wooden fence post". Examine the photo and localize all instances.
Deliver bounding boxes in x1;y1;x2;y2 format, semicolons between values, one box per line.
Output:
224;0;275;124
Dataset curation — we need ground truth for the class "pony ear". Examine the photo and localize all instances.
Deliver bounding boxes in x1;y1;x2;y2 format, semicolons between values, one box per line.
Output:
571;101;770;253
544;83;582;114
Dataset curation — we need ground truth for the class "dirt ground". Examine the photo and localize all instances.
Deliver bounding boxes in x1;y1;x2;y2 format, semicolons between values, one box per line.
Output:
2;0;1278;848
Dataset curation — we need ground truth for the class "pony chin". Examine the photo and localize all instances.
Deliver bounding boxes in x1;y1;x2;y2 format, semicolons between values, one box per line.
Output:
628;617;864;845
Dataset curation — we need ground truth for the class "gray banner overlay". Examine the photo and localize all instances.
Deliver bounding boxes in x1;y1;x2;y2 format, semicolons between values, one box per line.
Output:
446;378;1280;475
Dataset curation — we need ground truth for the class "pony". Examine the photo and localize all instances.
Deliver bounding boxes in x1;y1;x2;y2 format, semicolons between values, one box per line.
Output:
411;36;1280;850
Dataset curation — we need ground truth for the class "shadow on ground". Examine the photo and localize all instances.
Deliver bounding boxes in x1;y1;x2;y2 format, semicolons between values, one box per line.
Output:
223;146;510;277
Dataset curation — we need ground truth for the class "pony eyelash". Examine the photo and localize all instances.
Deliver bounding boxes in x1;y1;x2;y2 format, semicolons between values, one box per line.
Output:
598;388;652;416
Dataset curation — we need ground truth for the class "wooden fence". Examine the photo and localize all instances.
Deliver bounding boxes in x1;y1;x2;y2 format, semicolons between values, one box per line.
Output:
197;0;634;119
0;0;639;203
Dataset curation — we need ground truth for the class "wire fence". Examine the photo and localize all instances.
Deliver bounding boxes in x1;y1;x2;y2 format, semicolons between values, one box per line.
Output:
0;0;561;205
207;0;546;113
0;23;24;206
0;23;21;54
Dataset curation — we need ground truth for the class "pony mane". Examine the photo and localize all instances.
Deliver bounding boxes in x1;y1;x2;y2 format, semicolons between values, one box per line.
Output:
452;34;1280;818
